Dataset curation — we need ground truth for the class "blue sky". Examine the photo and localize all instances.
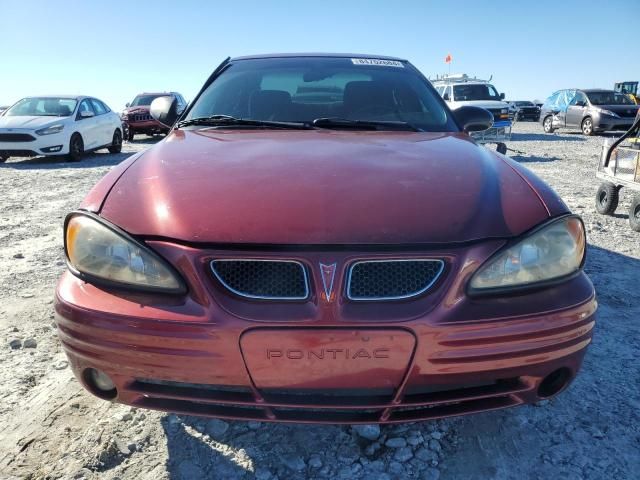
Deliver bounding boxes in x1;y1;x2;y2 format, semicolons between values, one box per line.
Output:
1;0;636;110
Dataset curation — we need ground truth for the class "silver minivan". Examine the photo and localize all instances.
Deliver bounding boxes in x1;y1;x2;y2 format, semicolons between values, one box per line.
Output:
540;89;639;135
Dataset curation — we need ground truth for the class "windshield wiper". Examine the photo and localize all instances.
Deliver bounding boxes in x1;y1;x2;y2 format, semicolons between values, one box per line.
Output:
311;117;422;132
176;115;312;130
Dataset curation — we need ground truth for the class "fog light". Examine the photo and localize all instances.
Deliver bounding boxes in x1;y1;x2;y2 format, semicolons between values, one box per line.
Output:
83;368;117;400
537;368;572;398
41;145;63;153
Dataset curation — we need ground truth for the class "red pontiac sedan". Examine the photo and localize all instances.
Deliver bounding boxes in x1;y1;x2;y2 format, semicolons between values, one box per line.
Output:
55;54;595;424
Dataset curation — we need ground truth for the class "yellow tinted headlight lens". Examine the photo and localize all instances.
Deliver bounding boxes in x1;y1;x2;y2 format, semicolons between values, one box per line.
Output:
65;214;184;293
469;216;585;292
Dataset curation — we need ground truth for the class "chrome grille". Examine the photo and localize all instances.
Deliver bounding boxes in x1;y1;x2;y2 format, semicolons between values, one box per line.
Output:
210;260;309;300
487;109;506;121
130;113;153;122
347;259;444;301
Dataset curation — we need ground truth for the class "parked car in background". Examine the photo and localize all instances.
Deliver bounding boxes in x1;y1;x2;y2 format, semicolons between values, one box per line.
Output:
541;89;639;135
0;96;122;162
121;92;187;140
432;74;511;153
509;101;540;121
55;53;595;424
432;74;510;121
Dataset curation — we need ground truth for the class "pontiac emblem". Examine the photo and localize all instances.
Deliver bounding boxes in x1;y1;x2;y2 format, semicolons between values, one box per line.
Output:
319;263;337;301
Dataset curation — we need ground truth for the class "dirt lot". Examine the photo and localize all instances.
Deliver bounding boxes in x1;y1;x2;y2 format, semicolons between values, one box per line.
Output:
0;123;638;480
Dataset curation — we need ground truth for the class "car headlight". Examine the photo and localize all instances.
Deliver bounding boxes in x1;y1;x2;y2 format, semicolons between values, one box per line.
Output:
597;108;618;117
35;124;64;135
469;216;585;293
64;213;186;293
120;110;128;120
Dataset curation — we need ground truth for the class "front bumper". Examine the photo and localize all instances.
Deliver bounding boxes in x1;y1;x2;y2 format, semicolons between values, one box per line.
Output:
517;111;540;121
125;118;168;134
55;241;596;424
0;131;69;156
594;115;635;132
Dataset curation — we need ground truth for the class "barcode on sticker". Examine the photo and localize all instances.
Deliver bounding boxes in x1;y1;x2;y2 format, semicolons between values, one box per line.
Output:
351;58;404;68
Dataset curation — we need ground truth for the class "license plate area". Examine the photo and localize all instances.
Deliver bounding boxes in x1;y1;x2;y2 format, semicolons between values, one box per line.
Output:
240;328;416;391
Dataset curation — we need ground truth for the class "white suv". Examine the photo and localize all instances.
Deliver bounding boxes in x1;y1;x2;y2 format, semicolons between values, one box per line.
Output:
0;96;123;163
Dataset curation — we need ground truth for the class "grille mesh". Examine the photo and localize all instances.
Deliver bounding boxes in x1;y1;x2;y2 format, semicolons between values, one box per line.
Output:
211;260;308;300
0;133;36;142
348;260;444;300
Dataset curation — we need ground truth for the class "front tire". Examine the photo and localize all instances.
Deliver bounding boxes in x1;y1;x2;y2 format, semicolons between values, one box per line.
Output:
108;129;122;154
67;133;84;162
543;116;554;133
595;182;619;215
127;129;135;142
581;117;594;136
629;195;640;232
0;155;7;163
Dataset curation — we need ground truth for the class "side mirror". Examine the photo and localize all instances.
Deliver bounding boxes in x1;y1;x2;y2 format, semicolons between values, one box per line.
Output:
443;93;450;101
150;96;179;128
125;102;130;108
499;92;505;100
454;106;493;133
79;110;94;118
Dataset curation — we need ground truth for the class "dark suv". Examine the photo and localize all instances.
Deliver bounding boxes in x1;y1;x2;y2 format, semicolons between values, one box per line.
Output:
540;89;639;135
122;92;186;140
510;101;540;121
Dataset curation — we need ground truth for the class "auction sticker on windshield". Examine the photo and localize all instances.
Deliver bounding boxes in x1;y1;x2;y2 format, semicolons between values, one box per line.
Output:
351;58;404;67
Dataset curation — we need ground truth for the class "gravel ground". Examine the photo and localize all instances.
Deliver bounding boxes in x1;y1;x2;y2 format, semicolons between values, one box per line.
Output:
0;123;638;480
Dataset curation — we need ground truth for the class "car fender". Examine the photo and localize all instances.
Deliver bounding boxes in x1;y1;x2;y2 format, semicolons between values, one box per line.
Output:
80;150;146;212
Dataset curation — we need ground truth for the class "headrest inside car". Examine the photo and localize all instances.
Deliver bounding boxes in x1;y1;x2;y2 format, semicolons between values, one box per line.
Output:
249;90;292;121
343;81;396;118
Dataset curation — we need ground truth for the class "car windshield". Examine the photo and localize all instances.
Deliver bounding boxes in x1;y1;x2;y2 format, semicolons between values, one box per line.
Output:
130;95;164;107
453;84;501;101
184;57;456;131
515;101;534;106
5;97;77;117
586;91;634;106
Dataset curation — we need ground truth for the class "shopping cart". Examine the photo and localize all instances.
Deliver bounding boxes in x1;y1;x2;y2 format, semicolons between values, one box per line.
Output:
470;119;512;155
595;114;640;231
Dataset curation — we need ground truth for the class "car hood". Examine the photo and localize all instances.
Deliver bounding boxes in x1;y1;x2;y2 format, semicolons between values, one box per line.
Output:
99;129;552;244
595;104;639;115
124;106;150;114
0;115;67;129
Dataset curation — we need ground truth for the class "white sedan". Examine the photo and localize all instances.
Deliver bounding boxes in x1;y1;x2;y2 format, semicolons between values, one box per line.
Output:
0;96;123;162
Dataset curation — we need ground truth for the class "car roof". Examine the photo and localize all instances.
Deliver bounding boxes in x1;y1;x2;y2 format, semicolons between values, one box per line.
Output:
432;80;490;85
135;92;181;96
581;89;615;94
24;95;85;100
230;52;407;62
